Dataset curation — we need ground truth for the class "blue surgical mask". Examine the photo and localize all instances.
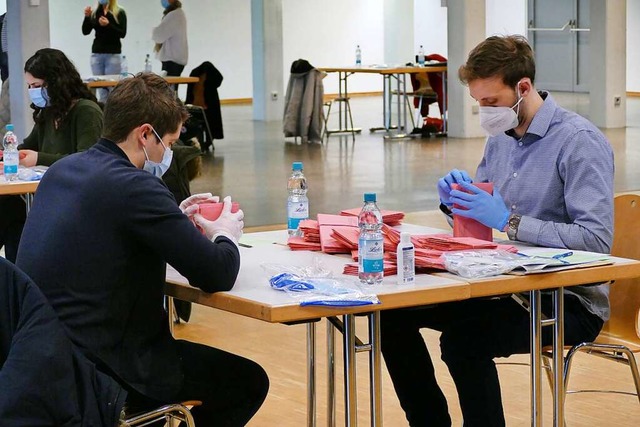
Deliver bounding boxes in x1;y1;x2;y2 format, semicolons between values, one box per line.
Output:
161;0;170;9
142;128;173;177
28;87;49;108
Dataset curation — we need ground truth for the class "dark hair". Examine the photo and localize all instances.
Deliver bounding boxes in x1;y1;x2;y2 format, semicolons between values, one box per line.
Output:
163;0;182;16
458;35;536;87
24;48;97;125
102;73;188;143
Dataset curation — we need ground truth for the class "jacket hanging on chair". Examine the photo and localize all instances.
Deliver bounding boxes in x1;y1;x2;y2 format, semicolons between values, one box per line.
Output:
0;258;126;426
283;59;325;143
185;61;224;140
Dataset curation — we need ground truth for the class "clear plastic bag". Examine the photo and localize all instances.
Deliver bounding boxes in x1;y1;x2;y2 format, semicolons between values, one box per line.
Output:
442;249;525;278
262;259;380;307
17;166;47;181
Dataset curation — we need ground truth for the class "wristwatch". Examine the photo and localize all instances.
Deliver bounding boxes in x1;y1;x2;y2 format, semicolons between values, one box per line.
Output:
506;214;522;241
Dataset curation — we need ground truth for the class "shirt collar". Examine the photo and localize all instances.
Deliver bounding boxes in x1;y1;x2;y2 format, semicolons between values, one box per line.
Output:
505;90;555;140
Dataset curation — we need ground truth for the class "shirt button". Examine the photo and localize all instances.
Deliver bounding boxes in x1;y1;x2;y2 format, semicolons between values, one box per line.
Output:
519;142;523;147
511;204;517;210
513;172;518;178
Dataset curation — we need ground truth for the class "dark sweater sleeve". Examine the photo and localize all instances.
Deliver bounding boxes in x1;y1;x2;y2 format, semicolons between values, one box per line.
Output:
37;102;103;167
125;173;240;293
82;16;95;35
107;10;127;39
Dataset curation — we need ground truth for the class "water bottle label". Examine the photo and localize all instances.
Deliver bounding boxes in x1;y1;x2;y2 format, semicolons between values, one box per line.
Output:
3;151;18;175
287;201;309;229
358;237;383;273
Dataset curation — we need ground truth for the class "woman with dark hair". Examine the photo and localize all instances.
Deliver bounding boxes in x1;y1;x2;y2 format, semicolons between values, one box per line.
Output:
0;48;103;263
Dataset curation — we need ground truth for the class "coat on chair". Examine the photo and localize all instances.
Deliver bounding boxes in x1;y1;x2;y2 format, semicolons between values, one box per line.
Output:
185;61;224;140
283;59;326;143
0;258;126;426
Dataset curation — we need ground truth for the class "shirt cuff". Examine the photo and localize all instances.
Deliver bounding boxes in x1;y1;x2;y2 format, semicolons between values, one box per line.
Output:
212;231;238;248
513;215;543;245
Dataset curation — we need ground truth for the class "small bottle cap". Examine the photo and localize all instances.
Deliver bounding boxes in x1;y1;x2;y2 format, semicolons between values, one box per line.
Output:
364;193;376;202
6;124;13;131
292;161;303;171
400;232;412;245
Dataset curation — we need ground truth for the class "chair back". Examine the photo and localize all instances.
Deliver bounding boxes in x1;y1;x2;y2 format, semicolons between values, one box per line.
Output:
601;193;640;347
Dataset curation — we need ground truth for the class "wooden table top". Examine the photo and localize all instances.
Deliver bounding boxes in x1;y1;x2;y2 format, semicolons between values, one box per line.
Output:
0;179;39;196
319;64;447;75
165;225;640;324
86;75;199;88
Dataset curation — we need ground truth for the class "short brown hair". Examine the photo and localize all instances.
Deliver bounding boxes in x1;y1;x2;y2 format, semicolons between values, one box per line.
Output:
102;73;189;143
458;35;536;87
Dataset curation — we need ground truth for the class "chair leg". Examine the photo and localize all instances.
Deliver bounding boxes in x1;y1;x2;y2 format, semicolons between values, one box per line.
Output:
621;347;640;403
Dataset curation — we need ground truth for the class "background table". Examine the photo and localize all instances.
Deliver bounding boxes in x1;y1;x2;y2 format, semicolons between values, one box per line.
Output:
319;65;448;138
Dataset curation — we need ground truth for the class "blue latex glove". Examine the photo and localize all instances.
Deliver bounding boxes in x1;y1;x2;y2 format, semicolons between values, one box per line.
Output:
449;181;510;230
437;169;473;206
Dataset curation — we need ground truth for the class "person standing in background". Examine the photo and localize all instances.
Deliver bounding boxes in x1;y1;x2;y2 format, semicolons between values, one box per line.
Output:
152;0;188;76
82;0;127;102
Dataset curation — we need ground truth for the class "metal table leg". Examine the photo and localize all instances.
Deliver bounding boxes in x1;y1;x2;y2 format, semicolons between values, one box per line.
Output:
368;312;382;427
553;289;565;427
327;320;336;427
343;314;358;426
307;322;317;427
530;290;542;427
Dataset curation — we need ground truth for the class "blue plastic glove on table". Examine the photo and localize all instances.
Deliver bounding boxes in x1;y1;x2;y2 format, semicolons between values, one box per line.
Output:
449;181;510;230
437;169;473;206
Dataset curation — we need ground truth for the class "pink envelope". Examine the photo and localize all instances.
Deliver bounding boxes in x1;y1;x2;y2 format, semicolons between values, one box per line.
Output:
451;182;494;242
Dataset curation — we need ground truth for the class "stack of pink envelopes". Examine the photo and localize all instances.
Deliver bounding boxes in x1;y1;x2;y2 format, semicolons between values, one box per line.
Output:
340;208;405;226
286;209;518;278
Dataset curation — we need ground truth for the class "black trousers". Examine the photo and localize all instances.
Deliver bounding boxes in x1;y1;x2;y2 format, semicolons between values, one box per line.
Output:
124;340;269;426
380;293;603;427
162;61;185;77
0;196;27;263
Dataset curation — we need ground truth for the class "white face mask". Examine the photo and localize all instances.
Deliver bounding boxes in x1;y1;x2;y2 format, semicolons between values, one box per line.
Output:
142;128;173;177
478;81;524;137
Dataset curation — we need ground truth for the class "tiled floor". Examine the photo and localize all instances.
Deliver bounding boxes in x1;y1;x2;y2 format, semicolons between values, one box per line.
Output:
191;92;640;227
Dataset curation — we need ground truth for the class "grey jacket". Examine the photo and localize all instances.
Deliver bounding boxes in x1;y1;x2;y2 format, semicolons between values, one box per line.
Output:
283;66;325;143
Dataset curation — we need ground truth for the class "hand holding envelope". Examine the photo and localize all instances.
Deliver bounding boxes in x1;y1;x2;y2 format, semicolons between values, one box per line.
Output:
193;196;244;244
179;193;220;216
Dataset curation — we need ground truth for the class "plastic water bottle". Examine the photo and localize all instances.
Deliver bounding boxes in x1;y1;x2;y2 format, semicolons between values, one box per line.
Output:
120;55;128;78
144;54;152;73
358;193;383;284
3;124;19;181
355;45;362;67
396;232;415;285
287;161;309;237
417;45;426;66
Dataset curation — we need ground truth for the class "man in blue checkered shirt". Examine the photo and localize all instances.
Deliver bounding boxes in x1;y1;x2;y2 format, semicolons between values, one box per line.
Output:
381;35;614;427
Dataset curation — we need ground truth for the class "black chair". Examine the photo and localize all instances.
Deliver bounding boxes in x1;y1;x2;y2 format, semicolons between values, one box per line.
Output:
185;62;225;152
0;258;126;425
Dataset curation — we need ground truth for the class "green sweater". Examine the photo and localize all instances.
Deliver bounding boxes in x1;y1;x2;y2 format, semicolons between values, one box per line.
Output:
20;99;103;166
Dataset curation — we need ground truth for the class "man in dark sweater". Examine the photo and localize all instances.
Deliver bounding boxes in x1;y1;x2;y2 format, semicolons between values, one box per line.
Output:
17;73;269;425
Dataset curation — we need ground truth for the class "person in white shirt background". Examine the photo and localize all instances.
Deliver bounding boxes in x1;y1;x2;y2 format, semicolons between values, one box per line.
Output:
152;0;188;77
